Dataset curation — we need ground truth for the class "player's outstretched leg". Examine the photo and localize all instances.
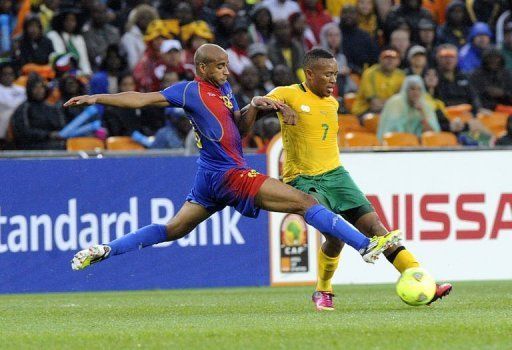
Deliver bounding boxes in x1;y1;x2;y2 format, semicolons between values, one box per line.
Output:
72;244;112;270
71;202;211;270
355;212;452;304
255;178;401;263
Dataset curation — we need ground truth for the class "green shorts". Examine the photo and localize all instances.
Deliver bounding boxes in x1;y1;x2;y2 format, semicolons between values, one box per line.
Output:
287;166;374;225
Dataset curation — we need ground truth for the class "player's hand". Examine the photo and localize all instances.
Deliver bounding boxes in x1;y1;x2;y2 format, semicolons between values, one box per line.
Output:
63;95;97;108
251;96;283;111
280;104;298;125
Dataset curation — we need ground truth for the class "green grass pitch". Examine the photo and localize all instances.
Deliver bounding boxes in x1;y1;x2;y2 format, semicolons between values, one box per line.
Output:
1;281;511;349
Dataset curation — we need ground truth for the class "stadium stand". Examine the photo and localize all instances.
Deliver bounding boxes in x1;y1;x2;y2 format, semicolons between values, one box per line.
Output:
106;136;146;151
382;132;420;147
0;0;511;151
421;131;459;147
66;137;105;151
341;131;380;148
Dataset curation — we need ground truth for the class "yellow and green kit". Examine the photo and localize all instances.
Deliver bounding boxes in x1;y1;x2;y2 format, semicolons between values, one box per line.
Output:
266;83;373;224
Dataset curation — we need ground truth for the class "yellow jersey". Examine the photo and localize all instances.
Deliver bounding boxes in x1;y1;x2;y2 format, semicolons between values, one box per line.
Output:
351;64;405;116
267;83;341;183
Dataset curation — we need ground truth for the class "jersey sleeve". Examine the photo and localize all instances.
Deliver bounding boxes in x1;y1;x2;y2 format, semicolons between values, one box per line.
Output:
227;82;240;112
266;86;291;104
160;81;193;108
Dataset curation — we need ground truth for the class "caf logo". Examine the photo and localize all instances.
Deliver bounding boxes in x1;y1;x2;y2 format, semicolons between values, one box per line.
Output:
281;214;307;246
280;213;309;273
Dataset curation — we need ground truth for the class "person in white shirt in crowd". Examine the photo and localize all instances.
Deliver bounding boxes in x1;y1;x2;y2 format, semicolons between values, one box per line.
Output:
261;0;300;21
46;8;92;75
0;62;26;147
405;45;428;76
226;20;252;78
120;4;159;70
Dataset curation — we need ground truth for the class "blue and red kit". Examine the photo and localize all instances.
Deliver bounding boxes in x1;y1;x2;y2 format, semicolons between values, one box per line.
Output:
160;78;268;217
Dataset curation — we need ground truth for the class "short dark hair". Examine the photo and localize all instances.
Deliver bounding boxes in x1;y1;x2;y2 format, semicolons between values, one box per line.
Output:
303;48;335;69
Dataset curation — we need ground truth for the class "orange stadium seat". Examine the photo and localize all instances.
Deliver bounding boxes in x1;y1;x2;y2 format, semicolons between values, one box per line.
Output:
382;132;420;147
495;104;512;114
445;104;473;122
421;131;458;147
106;136;146;151
497;129;507;138
341;132;380;148
66;137;105;151
362;113;379;133
338;114;365;132
477;112;509;136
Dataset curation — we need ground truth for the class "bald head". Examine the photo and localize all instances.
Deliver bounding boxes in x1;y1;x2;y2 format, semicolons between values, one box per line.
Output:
194;44;230;86
194;44;227;66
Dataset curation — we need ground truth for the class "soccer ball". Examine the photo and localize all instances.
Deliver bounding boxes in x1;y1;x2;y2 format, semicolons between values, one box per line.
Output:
396;267;436;306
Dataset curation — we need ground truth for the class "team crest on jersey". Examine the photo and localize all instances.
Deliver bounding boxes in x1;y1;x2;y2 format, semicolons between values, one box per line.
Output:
300;105;311;112
221;95;233;109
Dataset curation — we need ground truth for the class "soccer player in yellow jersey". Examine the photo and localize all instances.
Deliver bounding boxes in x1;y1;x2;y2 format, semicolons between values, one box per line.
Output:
264;48;452;311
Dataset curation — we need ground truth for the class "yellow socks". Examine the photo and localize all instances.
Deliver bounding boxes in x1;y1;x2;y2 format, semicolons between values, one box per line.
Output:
316;246;419;291
386;246;420;273
316;248;340;292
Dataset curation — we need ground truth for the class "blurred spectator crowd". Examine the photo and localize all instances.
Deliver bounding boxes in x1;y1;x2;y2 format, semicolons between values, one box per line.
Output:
1;0;512;152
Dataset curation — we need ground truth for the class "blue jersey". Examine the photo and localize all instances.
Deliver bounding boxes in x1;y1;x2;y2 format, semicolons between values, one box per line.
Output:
160;78;246;171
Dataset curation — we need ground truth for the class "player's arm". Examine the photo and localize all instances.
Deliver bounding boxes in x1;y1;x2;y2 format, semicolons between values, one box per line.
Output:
263;87;299;125
63;91;170;109
236;97;283;137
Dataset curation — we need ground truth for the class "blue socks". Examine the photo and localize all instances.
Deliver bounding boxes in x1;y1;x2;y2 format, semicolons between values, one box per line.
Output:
105;208;368;258
304;204;369;251
108;224;168;256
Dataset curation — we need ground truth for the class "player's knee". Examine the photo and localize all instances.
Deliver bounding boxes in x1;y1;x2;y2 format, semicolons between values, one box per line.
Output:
295;193;318;216
164;221;193;241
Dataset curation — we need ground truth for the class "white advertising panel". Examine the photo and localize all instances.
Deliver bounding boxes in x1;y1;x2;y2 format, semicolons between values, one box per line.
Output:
268;136;512;285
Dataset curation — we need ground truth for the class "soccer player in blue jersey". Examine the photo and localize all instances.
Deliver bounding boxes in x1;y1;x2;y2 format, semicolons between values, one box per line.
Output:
65;44;400;273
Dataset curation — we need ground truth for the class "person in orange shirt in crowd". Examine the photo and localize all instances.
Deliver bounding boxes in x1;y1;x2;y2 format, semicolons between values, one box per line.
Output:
422;0;450;24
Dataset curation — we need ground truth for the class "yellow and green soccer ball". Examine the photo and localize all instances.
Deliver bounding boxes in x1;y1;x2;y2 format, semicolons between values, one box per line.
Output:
396;267;436;306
